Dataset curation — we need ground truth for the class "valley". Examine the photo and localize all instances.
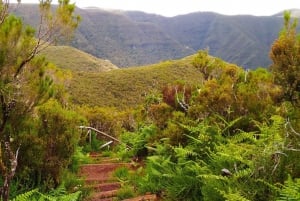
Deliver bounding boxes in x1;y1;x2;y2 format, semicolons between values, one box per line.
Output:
1;2;300;201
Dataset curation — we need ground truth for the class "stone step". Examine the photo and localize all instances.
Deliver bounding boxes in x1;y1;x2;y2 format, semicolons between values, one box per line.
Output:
80;162;130;167
80;153;157;201
91;182;121;192
97;198;117;201
122;194;158;201
86;195;118;201
89;153;120;162
80;163;131;179
92;158;121;164
80;163;130;171
90;189;119;200
83;177;117;185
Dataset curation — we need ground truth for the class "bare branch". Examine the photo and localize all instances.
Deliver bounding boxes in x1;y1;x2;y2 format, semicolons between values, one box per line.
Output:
285;118;300;137
13;1;79;78
0;0;9;25
175;86;189;112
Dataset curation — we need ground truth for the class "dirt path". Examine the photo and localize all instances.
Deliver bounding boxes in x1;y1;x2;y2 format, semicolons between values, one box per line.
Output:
79;154;157;201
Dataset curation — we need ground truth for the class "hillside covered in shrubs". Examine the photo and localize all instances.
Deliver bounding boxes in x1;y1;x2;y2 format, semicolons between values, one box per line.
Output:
1;1;300;200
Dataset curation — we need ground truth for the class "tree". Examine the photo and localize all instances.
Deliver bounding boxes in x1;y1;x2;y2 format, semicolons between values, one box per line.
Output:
192;50;224;81
36;99;84;187
270;11;300;104
0;1;79;200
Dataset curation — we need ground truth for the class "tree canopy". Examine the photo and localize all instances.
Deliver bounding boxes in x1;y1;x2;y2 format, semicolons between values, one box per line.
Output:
0;0;79;200
270;11;300;104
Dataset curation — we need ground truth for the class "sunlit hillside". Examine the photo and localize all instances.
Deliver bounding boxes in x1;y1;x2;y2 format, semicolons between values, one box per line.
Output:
41;45;118;72
68;55;202;108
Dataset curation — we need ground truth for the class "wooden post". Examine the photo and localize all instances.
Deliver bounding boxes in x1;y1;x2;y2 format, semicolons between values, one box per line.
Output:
79;126;132;149
88;129;91;144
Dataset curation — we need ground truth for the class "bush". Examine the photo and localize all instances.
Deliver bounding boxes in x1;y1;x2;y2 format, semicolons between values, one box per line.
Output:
16;99;87;189
69;147;91;173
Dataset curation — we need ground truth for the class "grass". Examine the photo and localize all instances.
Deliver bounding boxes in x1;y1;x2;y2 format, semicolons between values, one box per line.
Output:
114;167;130;182
68;55;202;109
41;45;118;72
116;185;136;200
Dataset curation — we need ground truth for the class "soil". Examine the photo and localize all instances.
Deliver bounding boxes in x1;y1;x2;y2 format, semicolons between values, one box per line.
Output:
79;155;157;201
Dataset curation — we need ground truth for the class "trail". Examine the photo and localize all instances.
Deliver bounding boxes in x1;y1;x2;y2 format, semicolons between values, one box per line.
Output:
79;153;157;201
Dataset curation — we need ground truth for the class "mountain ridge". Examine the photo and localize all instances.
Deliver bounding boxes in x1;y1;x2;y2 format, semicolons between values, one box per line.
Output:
14;4;298;69
41;45;118;72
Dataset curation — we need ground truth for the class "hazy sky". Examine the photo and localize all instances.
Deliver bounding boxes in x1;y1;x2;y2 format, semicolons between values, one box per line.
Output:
13;0;300;17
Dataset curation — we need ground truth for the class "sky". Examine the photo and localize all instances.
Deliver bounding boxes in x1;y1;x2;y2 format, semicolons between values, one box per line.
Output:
12;0;300;17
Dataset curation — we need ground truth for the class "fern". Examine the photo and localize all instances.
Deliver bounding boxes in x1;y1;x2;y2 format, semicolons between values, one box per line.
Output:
164;163;205;201
277;175;300;201
173;145;199;161
198;174;228;181
11;189;39;201
11;186;81;201
231;131;258;144
219;189;251;201
35;192;56;201
256;179;281;192
48;183;67;197
179;122;207;136
182;122;222;162
215;115;243;135
57;191;81;201
233;168;253;179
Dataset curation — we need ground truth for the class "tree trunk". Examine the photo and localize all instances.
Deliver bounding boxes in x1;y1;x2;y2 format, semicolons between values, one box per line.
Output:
0;142;19;201
2;177;10;201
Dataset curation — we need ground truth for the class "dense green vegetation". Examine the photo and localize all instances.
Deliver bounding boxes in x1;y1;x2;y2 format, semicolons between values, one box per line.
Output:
71;11;300;200
107;16;300;198
1;1;300;201
0;0;81;200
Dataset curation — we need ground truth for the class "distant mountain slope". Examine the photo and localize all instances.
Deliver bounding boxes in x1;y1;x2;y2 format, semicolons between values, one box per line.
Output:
72;8;194;67
14;4;296;69
124;11;283;68
41;46;118;72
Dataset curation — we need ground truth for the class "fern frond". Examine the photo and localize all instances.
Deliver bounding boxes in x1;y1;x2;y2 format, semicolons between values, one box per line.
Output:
11;186;81;201
58;191;81;201
173;145;198;160
36;192;57;201
12;189;39;201
233;168;253;179
48;183;67;197
198;174;228;181
277;175;300;201
270;115;285;131
179;123;205;135
217;151;251;166
184;134;202;144
215;115;243;134
256;179;281;192
231;131;257;143
219;188;251;201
